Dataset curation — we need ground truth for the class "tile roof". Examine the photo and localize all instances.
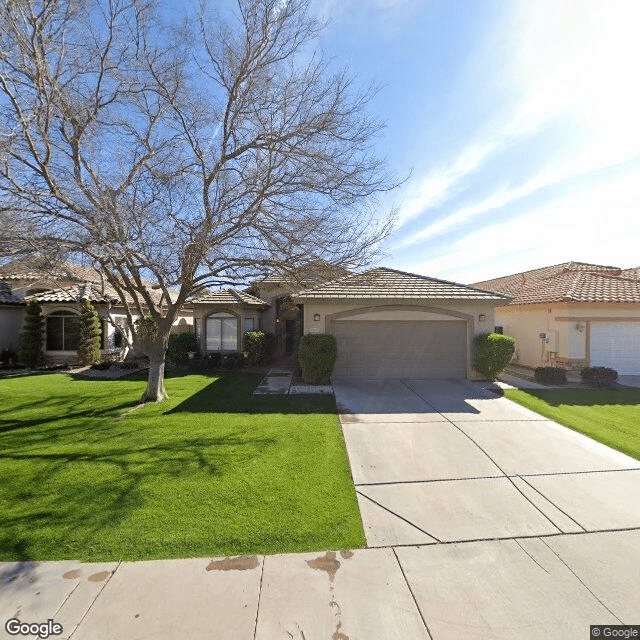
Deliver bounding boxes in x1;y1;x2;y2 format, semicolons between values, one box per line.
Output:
189;289;267;306
0;291;25;305
0;259;179;306
293;267;510;301
27;283;116;304
472;262;640;305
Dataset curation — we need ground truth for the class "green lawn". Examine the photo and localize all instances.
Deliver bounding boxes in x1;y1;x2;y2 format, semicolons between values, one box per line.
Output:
504;388;640;461
0;372;365;562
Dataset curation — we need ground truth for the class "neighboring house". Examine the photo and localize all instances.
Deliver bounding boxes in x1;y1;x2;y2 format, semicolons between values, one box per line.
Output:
0;259;194;362
472;262;640;375
1;260;508;378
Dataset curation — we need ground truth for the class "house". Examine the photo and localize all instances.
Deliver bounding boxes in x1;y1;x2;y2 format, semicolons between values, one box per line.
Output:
472;262;640;375
292;267;508;379
1;260;509;379
0;259;194;361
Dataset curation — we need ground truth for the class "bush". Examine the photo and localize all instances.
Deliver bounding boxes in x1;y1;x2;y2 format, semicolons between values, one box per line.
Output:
167;332;199;365
581;366;618;385
204;351;245;370
243;331;275;366
297;334;337;384
78;300;102;365
91;360;112;371
19;300;44;366
534;367;567;384
1;348;18;367
475;332;516;381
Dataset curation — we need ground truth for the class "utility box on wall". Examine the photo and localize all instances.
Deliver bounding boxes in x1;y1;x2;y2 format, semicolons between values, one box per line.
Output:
540;330;559;352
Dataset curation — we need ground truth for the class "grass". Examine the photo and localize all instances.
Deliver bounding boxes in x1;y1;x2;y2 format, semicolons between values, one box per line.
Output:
504;387;640;461
0;372;365;562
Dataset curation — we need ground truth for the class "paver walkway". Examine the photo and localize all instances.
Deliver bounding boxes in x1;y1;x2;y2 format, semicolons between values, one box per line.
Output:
2;378;639;639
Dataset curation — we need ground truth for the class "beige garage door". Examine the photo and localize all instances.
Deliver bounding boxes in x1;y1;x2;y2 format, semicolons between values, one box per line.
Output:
331;320;467;379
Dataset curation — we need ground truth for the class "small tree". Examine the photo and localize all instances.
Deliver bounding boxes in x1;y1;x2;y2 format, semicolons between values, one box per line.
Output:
475;332;516;381
19;300;44;366
78;300;102;365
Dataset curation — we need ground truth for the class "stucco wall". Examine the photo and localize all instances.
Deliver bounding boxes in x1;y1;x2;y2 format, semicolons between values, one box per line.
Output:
192;305;262;352
297;299;496;379
0;307;25;351
495;302;640;369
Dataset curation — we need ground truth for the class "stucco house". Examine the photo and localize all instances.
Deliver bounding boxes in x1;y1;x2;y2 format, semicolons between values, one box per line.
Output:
472;262;640;375
1;260;508;379
0;260;194;361
293;267;508;379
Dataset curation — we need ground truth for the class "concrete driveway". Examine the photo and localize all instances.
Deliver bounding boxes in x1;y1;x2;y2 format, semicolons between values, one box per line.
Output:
333;377;640;637
2;379;639;640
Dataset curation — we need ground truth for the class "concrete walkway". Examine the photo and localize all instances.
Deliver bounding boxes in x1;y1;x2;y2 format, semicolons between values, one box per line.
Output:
2;379;640;639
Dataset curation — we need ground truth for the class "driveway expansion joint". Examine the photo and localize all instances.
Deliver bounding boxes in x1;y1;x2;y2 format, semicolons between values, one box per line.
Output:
392;547;433;640
539;537;625;623
356;489;442;543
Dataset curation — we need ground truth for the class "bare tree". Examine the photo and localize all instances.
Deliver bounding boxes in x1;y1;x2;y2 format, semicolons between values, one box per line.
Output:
0;0;397;402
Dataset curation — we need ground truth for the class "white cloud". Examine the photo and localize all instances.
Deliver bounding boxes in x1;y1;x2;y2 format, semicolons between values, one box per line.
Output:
401;168;640;283
393;0;640;243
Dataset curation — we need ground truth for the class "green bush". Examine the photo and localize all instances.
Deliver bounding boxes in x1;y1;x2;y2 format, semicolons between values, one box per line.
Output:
581;366;618;385
243;331;276;366
77;300;102;365
166;332;199;365
19;300;44;366
534;366;567;384
1;348;18;367
297;334;337;384
475;332;516;381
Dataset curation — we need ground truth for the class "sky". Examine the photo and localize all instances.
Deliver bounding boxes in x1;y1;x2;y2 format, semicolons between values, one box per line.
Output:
310;0;640;283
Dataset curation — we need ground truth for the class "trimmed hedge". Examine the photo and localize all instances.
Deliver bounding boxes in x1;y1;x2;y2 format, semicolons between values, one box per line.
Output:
534;366;567;384
167;332;199;365
297;334;337;384
243;331;276;366
581;366;618;385
475;332;516;381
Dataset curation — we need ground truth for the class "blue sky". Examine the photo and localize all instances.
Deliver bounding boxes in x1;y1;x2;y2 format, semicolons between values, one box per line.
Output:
311;0;640;283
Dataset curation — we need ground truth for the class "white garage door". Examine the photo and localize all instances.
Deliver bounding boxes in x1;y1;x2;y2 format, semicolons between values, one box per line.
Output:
331;320;467;379
590;322;640;374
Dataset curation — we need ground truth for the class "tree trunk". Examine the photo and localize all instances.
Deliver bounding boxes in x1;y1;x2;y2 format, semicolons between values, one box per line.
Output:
140;350;169;403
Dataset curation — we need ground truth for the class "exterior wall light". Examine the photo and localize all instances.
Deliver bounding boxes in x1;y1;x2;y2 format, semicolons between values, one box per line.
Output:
313;313;321;321
478;314;486;322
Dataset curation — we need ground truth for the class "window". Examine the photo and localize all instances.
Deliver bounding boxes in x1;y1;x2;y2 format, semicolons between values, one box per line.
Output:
206;312;238;351
244;317;255;332
46;311;80;351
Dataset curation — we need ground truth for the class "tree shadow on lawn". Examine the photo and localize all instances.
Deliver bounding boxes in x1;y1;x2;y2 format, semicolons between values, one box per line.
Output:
0;431;276;562
515;388;640;408
165;372;336;415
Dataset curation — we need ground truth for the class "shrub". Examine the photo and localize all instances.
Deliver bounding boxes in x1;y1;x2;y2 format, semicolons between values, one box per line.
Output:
243;331;276;366
167;332;199;365
534;366;567;384
581;366;618;385
297;334;337;384
19;300;44;366
91;360;112;371
223;352;246;370
77;300;102;365
475;332;516;381
1;348;18;367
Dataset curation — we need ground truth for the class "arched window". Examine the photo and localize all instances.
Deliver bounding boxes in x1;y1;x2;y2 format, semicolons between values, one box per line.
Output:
205;312;238;351
46;311;80;351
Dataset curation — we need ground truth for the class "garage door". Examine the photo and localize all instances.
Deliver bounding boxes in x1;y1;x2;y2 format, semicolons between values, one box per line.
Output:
590;323;640;374
331;320;467;378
